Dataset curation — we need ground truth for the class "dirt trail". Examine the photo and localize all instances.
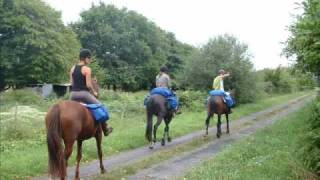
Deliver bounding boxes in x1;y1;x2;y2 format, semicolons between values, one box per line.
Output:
33;95;313;180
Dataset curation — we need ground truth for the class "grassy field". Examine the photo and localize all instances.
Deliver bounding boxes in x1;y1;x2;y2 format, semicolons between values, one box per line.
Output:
0;89;313;179
183;102;318;180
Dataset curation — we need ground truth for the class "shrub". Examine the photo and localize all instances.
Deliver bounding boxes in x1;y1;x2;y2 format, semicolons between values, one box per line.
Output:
303;97;320;175
178;90;207;111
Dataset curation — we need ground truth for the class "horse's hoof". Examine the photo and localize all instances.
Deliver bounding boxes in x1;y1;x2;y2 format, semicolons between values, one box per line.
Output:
226;131;230;134
101;168;106;174
216;133;220;138
149;142;154;149
167;137;172;142
161;139;165;146
203;134;208;138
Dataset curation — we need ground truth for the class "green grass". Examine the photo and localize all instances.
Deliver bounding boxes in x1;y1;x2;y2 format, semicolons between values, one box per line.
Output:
183;102;319;180
0;90;313;179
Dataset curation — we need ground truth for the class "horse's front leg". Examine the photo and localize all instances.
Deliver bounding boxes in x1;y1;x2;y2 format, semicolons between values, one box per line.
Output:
95;131;105;174
75;140;83;180
216;114;222;138
226;113;230;134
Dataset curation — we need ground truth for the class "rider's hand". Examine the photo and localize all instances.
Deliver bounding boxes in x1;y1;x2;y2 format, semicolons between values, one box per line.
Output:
93;91;98;97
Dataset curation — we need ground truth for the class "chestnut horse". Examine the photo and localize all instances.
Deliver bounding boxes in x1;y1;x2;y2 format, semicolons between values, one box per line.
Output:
45;79;105;180
145;94;175;149
204;91;235;138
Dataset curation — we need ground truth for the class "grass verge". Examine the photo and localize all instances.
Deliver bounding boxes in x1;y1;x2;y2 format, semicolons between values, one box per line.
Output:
183;102;319;180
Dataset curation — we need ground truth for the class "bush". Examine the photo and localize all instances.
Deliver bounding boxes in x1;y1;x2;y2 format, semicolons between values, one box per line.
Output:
178;90;207;111
303;97;320;175
1;89;43;104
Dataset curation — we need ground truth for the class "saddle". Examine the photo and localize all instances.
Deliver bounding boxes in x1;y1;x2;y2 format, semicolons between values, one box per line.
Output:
209;90;235;108
144;87;179;110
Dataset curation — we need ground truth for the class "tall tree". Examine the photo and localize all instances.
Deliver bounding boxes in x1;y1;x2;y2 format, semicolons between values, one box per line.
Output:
0;0;80;89
285;0;320;86
178;34;256;103
71;3;192;91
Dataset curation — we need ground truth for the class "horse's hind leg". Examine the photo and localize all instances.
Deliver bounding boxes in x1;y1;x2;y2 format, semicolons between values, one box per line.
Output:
95;132;105;174
75;140;83;180
146;112;154;149
153;116;163;144
161;118;171;146
226;113;230;134
217;114;222;138
204;113;213;136
166;118;172;142
63;140;75;179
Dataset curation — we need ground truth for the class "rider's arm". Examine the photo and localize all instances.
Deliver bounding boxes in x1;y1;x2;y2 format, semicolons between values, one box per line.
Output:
167;75;171;88
222;73;230;79
83;67;98;97
69;66;75;86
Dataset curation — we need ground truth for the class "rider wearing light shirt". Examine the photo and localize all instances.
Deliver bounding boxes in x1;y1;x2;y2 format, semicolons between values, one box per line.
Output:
213;69;230;90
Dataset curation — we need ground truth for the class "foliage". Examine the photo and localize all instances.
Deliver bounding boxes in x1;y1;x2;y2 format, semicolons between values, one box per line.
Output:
263;67;295;93
303;97;320;175
177;34;256;103
71;3;193;91
258;67;316;94
285;0;320;85
178;90;207;111
0;0;81;90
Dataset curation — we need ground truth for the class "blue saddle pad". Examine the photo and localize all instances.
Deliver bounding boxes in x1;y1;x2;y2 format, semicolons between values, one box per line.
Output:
209;90;235;108
146;87;179;110
209;90;225;96
84;104;109;122
150;87;173;97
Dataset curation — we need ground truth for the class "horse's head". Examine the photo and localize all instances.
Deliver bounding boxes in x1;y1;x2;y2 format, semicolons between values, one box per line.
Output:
228;89;236;100
91;77;99;98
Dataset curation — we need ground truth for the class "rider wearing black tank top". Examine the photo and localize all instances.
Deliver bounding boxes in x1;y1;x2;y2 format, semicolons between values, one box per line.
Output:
69;49;113;137
71;65;89;91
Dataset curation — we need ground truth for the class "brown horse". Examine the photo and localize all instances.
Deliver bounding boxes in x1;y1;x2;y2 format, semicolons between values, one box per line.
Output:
45;80;105;180
145;94;175;149
204;91;235;138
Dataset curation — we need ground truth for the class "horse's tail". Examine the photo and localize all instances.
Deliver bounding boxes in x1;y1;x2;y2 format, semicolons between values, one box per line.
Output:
46;104;66;178
145;98;153;142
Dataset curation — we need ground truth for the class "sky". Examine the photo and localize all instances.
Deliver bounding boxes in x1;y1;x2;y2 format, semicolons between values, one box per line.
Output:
42;0;303;70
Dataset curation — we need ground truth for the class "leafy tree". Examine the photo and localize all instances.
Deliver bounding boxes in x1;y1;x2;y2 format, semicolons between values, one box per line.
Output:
71;3;192;91
0;0;80;90
177;34;256;103
285;0;320;86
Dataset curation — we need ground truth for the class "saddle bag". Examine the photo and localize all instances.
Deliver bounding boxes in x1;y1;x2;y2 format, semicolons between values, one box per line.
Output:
83;104;110;122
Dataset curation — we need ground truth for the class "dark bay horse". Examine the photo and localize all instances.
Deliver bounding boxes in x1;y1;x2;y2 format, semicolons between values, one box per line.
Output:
145;94;175;149
204;91;234;138
45;80;105;180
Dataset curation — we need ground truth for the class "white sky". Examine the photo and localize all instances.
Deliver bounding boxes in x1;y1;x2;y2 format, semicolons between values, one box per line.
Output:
43;0;302;70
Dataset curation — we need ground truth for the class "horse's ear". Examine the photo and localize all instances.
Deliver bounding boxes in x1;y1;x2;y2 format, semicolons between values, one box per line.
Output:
229;89;236;97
